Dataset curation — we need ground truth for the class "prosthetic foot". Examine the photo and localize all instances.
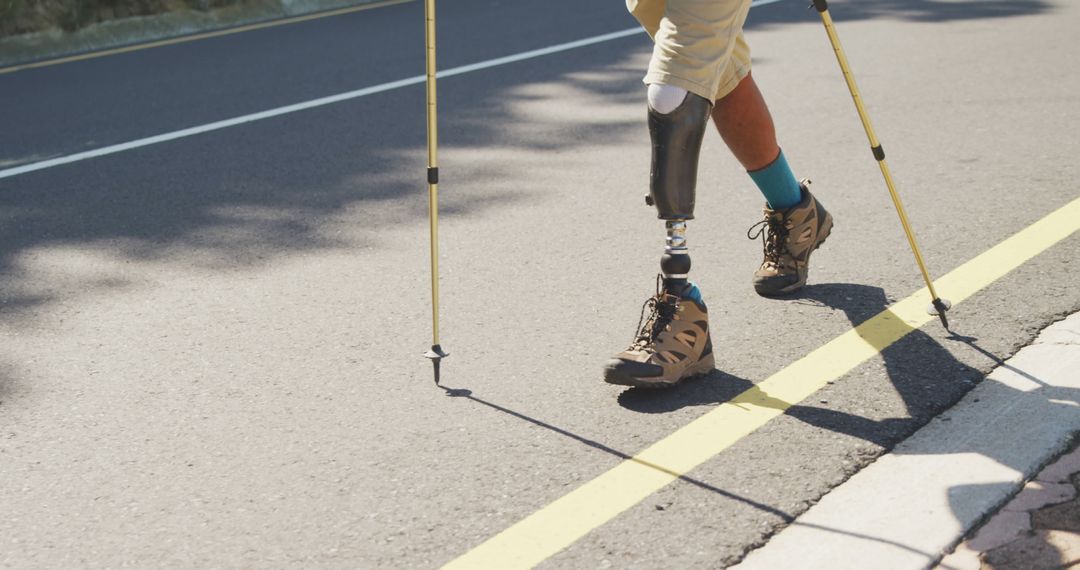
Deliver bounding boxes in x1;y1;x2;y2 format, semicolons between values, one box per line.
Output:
603;277;715;388
604;89;715;388
748;180;834;296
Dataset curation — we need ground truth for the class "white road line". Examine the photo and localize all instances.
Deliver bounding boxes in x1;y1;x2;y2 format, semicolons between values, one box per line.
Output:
0;0;789;181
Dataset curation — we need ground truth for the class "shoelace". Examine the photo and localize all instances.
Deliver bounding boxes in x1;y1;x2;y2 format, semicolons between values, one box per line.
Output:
630;276;678;351
747;214;789;267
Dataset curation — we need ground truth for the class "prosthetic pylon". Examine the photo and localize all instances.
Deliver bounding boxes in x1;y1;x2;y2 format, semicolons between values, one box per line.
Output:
812;0;952;329
422;0;448;384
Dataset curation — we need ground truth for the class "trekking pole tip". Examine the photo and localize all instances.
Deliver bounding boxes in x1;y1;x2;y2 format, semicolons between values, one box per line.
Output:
928;298;952;330
424;345;449;386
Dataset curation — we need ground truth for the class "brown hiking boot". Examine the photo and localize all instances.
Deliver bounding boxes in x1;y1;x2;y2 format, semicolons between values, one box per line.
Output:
748;181;834;297
603;280;715;388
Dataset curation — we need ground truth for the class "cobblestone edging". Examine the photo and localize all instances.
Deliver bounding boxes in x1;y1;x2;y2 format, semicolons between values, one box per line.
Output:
937;440;1080;569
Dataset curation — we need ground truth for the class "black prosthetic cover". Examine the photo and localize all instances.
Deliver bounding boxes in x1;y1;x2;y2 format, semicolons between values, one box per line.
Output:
647;92;713;220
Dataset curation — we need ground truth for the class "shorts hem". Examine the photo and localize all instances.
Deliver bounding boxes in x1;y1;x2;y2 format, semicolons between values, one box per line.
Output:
714;61;752;100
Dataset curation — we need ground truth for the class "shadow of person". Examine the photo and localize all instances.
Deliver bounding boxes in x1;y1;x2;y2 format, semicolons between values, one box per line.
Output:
782;283;1080;564
616;281;978;435
616;369;757;414
438;383;796;521
780;282;984;448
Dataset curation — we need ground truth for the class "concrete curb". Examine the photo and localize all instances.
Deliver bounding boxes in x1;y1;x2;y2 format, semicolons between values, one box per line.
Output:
0;0;386;68
732;311;1080;570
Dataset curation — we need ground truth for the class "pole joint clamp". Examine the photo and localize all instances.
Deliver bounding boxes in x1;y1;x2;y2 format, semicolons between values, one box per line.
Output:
811;0;828;12
427;167;439;185
871;145;885;161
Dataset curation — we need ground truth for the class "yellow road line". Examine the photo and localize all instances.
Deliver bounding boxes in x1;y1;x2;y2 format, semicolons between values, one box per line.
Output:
0;0;414;75
443;196;1080;569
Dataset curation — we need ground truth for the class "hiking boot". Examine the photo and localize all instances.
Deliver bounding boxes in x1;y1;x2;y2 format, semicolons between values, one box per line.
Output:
603;280;715;388
748;180;833;297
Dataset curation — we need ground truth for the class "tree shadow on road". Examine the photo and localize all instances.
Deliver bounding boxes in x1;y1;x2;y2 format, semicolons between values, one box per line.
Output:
0;8;648;329
0;0;1056;323
748;0;1053;29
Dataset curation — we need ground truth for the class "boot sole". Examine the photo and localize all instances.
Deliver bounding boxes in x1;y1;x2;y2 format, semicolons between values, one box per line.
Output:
604;352;716;389
755;213;834;297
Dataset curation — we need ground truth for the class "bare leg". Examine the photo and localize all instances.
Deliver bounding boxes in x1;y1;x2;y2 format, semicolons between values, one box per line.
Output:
710;72;780;171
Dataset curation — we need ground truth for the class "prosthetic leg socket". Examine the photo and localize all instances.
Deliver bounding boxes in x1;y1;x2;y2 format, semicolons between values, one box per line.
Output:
646;92;713;220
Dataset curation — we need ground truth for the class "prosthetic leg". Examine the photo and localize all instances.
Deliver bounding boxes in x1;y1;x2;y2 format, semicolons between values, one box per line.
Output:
603;91;716;388
647;91;711;293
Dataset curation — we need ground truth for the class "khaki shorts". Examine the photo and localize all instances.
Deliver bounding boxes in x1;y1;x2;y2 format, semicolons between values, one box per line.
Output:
627;0;753;103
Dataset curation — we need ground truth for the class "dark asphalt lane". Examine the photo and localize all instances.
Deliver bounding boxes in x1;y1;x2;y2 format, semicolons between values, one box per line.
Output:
0;0;639;168
0;0;1078;568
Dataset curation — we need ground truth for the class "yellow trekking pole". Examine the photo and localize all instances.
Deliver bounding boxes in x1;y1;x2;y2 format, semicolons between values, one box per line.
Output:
813;0;952;329
422;0;449;383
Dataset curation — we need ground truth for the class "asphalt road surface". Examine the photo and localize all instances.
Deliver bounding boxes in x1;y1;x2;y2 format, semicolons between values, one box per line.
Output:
1;0;1078;567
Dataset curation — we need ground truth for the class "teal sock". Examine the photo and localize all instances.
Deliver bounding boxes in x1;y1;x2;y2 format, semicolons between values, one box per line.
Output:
682;282;703;303
748;150;802;209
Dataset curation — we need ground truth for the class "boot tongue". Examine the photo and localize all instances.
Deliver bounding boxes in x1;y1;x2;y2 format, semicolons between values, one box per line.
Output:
659;292;681;306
